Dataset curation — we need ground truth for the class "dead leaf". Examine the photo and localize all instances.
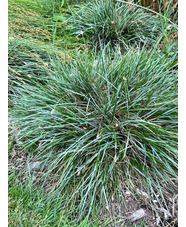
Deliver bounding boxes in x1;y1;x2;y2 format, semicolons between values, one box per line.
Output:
128;208;146;222
28;161;41;171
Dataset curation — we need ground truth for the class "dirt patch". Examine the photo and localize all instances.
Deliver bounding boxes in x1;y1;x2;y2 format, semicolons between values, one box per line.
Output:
103;186;178;226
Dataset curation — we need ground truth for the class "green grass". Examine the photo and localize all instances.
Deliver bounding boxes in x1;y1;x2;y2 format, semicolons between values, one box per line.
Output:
8;0;178;226
9;169;111;226
158;0;178;56
10;45;177;219
8;38;65;85
117;0;178;57
8;0;53;42
8;165;148;226
67;0;162;48
8;0;86;50
8;0;88;91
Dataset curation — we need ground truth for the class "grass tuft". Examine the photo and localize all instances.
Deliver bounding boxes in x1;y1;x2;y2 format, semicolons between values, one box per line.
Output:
67;0;161;47
10;46;178;218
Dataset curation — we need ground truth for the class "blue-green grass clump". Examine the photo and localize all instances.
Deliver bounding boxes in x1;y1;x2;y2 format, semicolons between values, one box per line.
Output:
11;47;178;217
67;0;161;47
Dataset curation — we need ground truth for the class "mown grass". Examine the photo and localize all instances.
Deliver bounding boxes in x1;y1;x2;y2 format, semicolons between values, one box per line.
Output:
8;171;147;226
9;169;109;226
8;0;178;226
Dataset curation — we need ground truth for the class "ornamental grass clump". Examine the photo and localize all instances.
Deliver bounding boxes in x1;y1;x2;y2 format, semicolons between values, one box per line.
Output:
67;0;161;47
11;47;177;217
